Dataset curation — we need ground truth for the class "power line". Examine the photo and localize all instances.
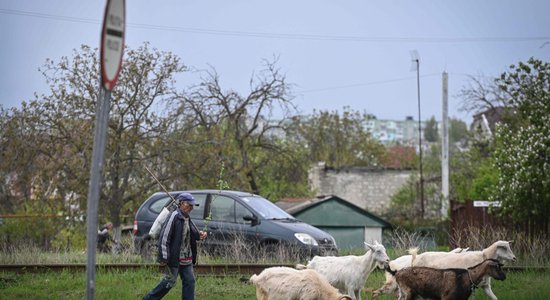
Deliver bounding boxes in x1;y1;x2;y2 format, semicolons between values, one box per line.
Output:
2;8;549;43
296;73;440;94
1;8;99;25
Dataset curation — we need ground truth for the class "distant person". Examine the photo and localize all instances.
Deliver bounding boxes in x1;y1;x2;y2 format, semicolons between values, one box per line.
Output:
143;192;207;300
97;222;113;253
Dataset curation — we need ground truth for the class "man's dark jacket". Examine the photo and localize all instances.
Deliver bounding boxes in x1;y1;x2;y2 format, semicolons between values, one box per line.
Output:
157;207;200;267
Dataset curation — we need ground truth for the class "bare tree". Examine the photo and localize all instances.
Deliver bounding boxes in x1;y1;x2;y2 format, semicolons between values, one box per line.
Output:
457;75;509;114
169;58;296;194
1;43;187;240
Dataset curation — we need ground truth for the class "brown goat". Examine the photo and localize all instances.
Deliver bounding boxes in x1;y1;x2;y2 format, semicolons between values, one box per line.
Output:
385;259;506;300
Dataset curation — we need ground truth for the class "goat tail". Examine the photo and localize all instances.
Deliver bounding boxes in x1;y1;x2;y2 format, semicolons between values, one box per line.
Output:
408;247;419;267
249;274;258;284
383;262;396;276
295;263;307;270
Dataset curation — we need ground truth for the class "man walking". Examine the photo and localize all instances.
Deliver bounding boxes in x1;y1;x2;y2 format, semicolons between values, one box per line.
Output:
143;192;207;300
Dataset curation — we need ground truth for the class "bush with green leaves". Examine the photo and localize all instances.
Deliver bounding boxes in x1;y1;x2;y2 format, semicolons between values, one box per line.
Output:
491;58;550;225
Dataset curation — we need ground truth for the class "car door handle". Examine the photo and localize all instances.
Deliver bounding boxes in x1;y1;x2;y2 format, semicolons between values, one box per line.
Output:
209;226;218;230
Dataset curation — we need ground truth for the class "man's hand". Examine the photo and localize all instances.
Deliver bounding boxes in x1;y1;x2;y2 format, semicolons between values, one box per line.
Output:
199;231;207;240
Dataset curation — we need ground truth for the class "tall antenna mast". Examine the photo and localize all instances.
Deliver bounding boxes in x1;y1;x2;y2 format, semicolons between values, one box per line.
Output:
410;50;424;219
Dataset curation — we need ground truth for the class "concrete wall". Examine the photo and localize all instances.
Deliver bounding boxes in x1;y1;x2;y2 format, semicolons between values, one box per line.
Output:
308;162;413;215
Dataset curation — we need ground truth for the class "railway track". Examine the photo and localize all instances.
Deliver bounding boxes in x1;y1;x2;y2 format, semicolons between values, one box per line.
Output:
0;263;544;274
0;263;294;275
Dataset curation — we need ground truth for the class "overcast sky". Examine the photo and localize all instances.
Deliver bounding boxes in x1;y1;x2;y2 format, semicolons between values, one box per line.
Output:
1;0;549;124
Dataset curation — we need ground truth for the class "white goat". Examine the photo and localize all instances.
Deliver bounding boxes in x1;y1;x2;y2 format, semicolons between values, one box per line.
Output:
296;241;389;300
373;240;516;300
249;266;352;300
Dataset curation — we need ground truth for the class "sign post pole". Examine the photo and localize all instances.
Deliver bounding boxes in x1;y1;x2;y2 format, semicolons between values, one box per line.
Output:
85;1;124;299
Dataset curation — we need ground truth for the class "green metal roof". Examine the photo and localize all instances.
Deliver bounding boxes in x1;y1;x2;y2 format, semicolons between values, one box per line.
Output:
279;195;392;228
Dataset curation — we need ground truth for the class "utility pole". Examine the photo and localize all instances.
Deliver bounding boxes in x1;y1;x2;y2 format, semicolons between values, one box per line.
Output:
441;72;449;219
410;50;424;219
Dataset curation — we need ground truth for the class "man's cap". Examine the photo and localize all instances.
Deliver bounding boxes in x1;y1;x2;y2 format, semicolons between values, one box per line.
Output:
176;192;198;206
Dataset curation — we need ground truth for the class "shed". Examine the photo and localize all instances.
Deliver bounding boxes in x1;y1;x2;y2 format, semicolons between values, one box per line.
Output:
277;195;392;250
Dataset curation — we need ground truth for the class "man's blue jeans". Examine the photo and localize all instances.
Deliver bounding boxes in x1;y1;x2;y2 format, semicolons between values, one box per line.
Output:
143;264;196;300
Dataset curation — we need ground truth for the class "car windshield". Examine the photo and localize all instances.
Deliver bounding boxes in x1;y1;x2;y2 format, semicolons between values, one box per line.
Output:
240;195;296;220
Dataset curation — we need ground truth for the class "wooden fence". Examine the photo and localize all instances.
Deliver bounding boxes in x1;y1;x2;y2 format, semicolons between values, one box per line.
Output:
449;200;549;247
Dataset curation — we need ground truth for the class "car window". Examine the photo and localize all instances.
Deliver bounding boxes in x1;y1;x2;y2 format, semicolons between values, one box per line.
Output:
241;195;294;219
149;194;206;220
209;195;235;222
150;196;171;214
190;194;206;219
235;201;252;224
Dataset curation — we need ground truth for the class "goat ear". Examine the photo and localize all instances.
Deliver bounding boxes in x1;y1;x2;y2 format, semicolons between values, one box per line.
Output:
507;240;514;244
364;242;374;250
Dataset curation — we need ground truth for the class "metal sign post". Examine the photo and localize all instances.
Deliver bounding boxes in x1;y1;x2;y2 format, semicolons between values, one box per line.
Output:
85;0;124;299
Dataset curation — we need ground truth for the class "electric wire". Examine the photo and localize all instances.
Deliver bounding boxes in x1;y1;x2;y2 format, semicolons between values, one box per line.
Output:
2;8;549;43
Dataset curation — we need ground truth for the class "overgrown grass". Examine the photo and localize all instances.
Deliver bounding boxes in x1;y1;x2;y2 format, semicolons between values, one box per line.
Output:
129;230;320;265
384;225;550;267
0;234;146;265
449;225;550;267
0;268;548;299
0;237;309;265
